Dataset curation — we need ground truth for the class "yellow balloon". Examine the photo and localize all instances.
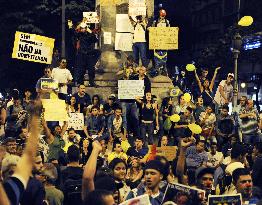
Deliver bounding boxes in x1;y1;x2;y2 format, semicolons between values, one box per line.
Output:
186;64;196;71
170;114;180;122
238;16;253;26
188;123;202;134
121;140;131;153
183;93;191;103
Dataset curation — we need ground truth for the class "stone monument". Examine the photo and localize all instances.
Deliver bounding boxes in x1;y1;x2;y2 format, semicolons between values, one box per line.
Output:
83;0;174;101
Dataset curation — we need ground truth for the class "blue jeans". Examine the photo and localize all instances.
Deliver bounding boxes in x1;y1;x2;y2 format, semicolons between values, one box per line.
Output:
132;42;148;67
140;122;154;145
120;102;139;137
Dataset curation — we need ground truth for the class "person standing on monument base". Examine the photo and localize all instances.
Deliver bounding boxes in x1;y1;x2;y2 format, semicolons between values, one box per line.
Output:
68;21;100;87
128;11;149;67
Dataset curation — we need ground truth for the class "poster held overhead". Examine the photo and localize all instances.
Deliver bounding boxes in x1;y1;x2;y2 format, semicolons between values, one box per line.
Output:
12;31;55;64
83;12;99;23
118;80;144;99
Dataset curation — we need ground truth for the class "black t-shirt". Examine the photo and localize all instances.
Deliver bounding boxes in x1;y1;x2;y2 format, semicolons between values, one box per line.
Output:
4;176;25;205
60;166;83;188
20;177;45;205
72;93;91;113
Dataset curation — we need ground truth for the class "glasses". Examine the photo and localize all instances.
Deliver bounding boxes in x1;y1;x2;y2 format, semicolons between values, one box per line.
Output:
61;61;67;64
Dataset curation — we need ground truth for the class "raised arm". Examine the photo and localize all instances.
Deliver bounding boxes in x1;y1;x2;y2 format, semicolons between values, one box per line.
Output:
209;67;220;91
42;118;54;144
82;141;102;200
194;69;203;93
14;107;40;187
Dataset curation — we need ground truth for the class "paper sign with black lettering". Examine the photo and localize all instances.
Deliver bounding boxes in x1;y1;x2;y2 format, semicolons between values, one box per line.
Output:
40;78;59;91
12;31;55;64
83;12;99;23
118;80;144;99
68;113;84;130
120;194;150;205
129;0;146;16
208;194;242;205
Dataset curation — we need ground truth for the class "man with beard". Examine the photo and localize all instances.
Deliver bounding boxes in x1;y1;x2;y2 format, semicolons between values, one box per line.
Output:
20;152;46;205
232;168;259;204
126;160;165;205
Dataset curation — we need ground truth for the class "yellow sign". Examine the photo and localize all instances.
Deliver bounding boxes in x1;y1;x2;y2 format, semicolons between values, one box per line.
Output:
42;99;68;121
149;27;179;50
12;31;55;64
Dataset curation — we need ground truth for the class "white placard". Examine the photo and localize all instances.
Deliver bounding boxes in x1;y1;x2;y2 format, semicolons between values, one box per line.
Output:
118;80;144;99
115;32;133;51
120;194;150;205
116;14;134;33
104;32;112;45
129;0;146;16
83;12;99;23
68;113;84;130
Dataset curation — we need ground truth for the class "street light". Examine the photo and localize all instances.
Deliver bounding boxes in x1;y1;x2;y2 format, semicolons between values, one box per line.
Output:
231;32;242;108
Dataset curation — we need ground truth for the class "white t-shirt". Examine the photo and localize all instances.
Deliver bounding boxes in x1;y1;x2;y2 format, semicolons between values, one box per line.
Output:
51;67;73;94
207;151;223;168
133;23;147;43
214;80;233;106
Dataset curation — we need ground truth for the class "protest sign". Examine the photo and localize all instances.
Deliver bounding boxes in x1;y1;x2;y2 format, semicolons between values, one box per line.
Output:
118;80;144;99
162;182;205;205
104;32;112;44
12;31;55;64
83;12;99;23
148;146;177;161
149;27;179;50
208;194;242;205
129;0;146;16
40;78;59;91
68;113;84;130
116;14;134;33
42;99;68;121
115;33;133;51
120;194;150;205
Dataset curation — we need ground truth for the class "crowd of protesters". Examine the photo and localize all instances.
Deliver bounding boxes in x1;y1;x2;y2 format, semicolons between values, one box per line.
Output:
0;7;262;205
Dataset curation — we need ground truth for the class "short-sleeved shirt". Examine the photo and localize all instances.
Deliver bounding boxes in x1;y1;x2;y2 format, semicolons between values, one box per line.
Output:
214;80;233;106
51;68;73;94
72;92;91;113
186;146;208;168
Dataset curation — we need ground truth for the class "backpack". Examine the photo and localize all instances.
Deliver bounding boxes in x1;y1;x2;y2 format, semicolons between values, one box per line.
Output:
63;178;83;205
217;164;232;194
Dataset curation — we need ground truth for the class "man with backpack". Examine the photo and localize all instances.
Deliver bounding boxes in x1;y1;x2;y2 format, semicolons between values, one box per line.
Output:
60;145;83;205
151;9;170;76
128;12;149;67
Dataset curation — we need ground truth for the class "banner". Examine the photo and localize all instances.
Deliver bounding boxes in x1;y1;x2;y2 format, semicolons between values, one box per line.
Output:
12;31;55;64
68;113;84;130
118;80;144;99
162;182;205;204
115;33;133;51
40;78;59;91
149;27;179;50
116;14;134;33
83;12;99;23
208;194;242;205
129;0;146;16
42;99;68;121
120;194;150;205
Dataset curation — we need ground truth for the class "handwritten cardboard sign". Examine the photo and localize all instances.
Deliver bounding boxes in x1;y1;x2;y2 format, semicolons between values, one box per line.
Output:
129;0;146;16
149;27;179;50
118;80;144;99
42;99;68;121
12;31;55;64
